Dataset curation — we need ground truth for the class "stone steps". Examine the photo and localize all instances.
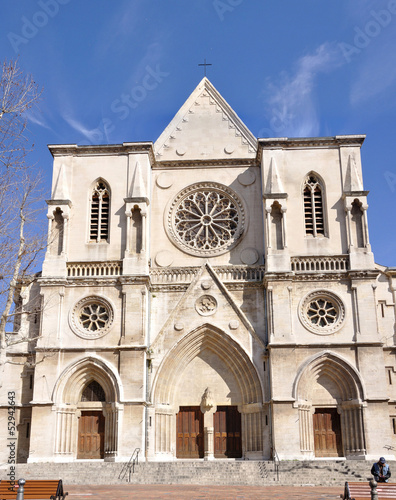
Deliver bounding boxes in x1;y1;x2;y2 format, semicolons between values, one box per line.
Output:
1;460;386;487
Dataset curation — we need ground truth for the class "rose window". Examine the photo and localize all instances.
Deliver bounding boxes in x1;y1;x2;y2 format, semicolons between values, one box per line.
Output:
70;296;114;339
168;183;245;256
299;291;345;335
79;303;109;332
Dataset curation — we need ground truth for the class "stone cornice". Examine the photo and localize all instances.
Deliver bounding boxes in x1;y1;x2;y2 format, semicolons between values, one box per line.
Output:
46;199;72;207
267;341;384;348
257;135;366;162
348;269;380;280
152;158;258;169
48;142;155;164
35;345;148;352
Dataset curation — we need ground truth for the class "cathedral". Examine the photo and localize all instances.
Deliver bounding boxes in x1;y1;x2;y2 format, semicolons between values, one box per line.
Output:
4;77;396;464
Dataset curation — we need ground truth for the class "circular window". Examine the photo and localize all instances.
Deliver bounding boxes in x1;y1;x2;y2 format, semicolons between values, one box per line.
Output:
299;290;345;335
70;296;114;339
167;182;246;256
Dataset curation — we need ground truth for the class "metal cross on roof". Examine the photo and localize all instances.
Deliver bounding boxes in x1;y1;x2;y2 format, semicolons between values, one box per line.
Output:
198;59;212;77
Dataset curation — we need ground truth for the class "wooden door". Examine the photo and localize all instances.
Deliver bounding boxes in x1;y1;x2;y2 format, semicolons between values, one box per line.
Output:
176;406;204;458
77;411;105;459
313;408;343;457
214;406;242;458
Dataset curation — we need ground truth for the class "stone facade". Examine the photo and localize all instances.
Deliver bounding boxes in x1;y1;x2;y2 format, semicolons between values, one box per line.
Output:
2;78;396;464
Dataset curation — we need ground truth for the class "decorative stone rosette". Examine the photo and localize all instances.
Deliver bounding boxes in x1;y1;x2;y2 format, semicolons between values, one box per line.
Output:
195;295;217;316
167;182;246;256
298;290;345;335
70;296;114;339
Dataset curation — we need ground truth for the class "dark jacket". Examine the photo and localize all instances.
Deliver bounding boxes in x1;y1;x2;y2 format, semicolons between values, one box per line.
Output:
371;462;391;479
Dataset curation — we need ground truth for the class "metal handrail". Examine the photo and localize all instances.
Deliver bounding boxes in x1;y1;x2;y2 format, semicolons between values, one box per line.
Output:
118;447;141;482
272;448;280;482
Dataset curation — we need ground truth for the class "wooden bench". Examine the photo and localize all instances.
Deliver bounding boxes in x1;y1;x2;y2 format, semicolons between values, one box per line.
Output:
342;480;396;499
0;479;68;499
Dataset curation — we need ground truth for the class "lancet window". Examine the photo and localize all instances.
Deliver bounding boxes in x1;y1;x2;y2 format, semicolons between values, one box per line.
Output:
81;381;106;402
90;180;110;242
303;175;325;236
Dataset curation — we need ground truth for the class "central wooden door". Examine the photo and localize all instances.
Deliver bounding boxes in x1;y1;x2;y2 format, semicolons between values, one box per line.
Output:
176;406;204;458
77;411;105;459
214;406;242;458
313;408;343;457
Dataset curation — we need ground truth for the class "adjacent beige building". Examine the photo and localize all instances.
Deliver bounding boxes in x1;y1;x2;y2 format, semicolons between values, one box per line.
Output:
3;78;396;464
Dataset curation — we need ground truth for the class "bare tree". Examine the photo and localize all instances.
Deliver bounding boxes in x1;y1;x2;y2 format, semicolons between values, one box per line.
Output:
0;59;46;374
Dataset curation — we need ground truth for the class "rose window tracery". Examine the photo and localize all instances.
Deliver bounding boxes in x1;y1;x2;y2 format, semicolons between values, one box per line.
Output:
79;303;109;332
70;296;114;339
306;298;337;327
168;183;245;256
299;290;345;335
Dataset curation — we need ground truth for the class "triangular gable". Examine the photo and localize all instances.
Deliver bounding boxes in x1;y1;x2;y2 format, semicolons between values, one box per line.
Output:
154;77;257;162
151;262;264;354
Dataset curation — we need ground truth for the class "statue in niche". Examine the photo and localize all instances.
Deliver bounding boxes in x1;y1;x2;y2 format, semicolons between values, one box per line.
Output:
200;387;214;413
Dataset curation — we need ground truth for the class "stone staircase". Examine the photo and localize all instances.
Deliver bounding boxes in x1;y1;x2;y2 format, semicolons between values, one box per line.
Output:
1;459;386;487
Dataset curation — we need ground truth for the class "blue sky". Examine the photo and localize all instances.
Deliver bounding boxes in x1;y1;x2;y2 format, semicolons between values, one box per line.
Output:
1;0;396;264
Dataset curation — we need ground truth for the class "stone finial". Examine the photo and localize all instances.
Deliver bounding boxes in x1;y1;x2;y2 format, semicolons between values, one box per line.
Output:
52;163;69;200
129;161;147;200
265;157;284;194
344;155;363;192
200;387;214;413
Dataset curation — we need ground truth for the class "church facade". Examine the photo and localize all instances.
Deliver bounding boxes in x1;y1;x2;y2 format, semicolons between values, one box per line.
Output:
3;78;396;464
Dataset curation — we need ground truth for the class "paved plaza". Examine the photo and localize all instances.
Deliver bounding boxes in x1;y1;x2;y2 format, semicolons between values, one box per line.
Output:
66;484;342;499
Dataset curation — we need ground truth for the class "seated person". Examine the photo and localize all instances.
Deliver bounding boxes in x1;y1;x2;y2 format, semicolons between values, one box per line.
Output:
371;457;391;483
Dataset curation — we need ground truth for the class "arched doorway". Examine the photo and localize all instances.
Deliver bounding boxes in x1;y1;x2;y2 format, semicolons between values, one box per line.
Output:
294;352;366;459
77;381;106;459
52;357;121;461
151;325;264;460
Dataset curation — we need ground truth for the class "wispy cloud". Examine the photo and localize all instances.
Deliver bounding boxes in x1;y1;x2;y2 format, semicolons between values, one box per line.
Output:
262;43;344;137
26;109;52;130
94;0;141;59
62;114;102;143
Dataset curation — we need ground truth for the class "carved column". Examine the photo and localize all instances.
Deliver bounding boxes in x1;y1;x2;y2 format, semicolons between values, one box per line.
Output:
240;403;263;458
46;213;54;251
265;207;272;249
298;403;314;455
362;204;370;249
345;205;352;250
281;207;287;249
104;403;118;460
125;210;132;254
54;406;75;458
141;210;147;253
340;403;365;457
155;406;173;456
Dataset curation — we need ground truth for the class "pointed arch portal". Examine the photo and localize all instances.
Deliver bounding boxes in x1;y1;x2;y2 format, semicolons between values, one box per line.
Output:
294;352;366;458
52;357;121;461
151;325;264;459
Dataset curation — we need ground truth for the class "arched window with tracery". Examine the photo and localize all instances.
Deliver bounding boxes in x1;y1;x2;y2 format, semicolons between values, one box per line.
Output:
303;175;325;237
90;180;110;242
81;380;106;402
